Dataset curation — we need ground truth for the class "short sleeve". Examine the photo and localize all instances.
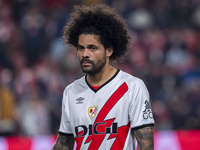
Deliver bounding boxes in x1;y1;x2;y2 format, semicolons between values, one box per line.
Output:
128;79;154;129
59;88;73;134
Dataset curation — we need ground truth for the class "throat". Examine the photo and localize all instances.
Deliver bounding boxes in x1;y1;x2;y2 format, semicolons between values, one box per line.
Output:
86;67;117;86
86;67;118;87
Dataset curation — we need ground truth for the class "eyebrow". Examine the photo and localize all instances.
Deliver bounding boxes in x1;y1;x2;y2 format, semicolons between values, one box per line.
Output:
87;44;98;49
77;44;99;48
77;44;84;48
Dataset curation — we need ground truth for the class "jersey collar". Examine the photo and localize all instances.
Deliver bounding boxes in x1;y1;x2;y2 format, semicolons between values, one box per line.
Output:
85;69;120;93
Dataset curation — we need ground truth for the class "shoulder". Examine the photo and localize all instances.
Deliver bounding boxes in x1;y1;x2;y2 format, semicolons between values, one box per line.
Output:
119;70;145;88
118;70;149;96
63;76;86;94
119;71;149;101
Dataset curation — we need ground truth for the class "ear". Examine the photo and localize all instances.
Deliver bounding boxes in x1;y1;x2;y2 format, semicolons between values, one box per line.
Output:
106;48;113;57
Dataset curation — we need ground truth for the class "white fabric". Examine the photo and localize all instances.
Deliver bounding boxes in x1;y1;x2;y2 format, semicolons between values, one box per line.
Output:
59;70;154;150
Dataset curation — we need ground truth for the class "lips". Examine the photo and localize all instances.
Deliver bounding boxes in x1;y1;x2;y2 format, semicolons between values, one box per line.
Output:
82;61;91;66
80;59;93;66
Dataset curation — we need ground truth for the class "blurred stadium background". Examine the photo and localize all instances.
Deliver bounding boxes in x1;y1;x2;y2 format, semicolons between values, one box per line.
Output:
0;0;200;149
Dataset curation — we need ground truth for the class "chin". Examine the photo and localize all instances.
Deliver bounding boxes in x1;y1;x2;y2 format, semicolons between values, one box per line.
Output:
82;68;91;73
82;69;96;75
82;70;93;74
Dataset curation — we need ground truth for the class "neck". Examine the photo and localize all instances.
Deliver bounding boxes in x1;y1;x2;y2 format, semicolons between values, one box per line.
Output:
86;65;117;86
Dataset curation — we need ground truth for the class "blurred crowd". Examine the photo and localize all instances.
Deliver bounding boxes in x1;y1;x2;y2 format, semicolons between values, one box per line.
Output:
0;0;200;136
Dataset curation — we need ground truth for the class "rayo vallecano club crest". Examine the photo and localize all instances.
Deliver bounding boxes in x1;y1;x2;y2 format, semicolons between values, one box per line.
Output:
88;106;98;118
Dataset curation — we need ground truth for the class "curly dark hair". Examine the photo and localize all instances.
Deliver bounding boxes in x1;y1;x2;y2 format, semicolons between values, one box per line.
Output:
63;4;131;62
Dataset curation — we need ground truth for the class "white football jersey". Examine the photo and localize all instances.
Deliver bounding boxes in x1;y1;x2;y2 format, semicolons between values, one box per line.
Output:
59;70;154;150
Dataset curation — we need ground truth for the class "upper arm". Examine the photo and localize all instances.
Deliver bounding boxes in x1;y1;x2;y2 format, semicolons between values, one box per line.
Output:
131;126;154;150
52;133;75;150
59;89;73;134
129;79;154;128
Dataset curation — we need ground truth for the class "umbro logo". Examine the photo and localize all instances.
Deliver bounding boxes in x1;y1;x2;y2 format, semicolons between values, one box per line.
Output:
76;97;84;104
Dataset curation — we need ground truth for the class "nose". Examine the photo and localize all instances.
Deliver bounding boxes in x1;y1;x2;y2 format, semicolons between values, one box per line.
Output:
82;48;90;58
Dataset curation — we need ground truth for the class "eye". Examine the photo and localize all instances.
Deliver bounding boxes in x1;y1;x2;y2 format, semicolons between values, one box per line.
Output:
88;45;98;50
91;47;97;50
77;45;84;51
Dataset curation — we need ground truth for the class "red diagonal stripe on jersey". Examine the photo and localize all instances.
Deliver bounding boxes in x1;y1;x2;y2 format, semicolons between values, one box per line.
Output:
75;131;84;150
85;82;128;150
108;122;130;150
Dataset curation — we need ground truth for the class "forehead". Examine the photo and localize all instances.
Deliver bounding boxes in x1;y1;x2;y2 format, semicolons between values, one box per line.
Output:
78;34;101;45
